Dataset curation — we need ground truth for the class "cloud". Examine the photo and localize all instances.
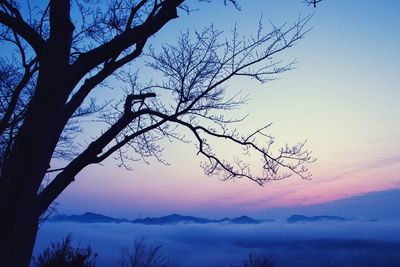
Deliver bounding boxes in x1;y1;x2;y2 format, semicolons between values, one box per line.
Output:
34;220;400;267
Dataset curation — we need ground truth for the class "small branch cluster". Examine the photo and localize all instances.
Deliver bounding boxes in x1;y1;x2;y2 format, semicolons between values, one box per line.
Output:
304;0;322;8
136;17;314;184
91;16;315;184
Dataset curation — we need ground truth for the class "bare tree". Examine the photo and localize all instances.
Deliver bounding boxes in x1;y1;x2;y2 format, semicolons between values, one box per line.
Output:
118;238;171;267
0;1;315;266
240;252;277;267
34;235;97;267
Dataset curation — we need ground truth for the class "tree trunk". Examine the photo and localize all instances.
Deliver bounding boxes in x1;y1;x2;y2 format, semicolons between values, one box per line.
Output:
0;2;75;262
0;68;72;267
0;120;64;267
0;198;39;267
0;120;56;267
0;90;68;267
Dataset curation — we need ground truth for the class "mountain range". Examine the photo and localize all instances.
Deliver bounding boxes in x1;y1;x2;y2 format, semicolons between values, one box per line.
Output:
50;212;266;225
286;215;352;223
268;188;400;220
49;212;361;225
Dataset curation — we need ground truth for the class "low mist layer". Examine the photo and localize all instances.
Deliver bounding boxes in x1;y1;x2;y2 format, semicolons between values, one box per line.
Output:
33;220;400;267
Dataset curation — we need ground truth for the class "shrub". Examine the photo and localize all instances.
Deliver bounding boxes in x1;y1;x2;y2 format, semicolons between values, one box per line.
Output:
241;252;277;267
34;235;97;267
118;237;171;267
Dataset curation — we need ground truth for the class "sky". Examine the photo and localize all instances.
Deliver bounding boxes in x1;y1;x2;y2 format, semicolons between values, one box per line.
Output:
52;0;400;218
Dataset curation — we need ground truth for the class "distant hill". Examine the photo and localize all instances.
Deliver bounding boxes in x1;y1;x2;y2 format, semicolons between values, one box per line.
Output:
228;215;263;224
49;212;380;225
132;214;212;225
267;188;400;220
287;214;352;223
50;212;130;224
50;212;266;225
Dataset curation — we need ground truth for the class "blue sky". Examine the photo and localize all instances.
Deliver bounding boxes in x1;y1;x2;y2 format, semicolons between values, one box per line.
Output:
51;0;400;218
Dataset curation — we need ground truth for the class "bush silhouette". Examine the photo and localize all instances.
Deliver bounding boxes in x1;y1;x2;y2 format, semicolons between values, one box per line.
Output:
118;237;171;267
240;252;277;267
34;235;97;267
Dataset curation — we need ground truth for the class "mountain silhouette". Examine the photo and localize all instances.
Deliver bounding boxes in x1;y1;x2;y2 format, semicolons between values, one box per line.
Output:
287;214;352;223
50;212;266;225
50;212;375;225
50;212;130;224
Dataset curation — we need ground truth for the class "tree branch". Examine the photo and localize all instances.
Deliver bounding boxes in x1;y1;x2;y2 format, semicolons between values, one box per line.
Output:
61;39;148;127
48;0;74;63
37;105;154;214
69;0;183;84
0;10;46;55
0;67;36;135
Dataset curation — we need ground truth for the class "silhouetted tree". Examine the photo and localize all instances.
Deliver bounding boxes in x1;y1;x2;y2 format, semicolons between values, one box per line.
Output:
118;238;171;267
34;235;97;267
240;252;277;267
0;1;315;266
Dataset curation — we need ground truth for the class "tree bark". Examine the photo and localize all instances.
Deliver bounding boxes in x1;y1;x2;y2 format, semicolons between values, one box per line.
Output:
0;196;39;267
0;73;71;266
0;58;74;266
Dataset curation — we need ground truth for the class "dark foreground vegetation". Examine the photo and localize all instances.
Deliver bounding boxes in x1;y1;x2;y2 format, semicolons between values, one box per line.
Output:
33;235;400;267
32;235;277;267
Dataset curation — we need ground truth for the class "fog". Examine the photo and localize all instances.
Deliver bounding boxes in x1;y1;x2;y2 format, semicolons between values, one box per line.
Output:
34;220;400;267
